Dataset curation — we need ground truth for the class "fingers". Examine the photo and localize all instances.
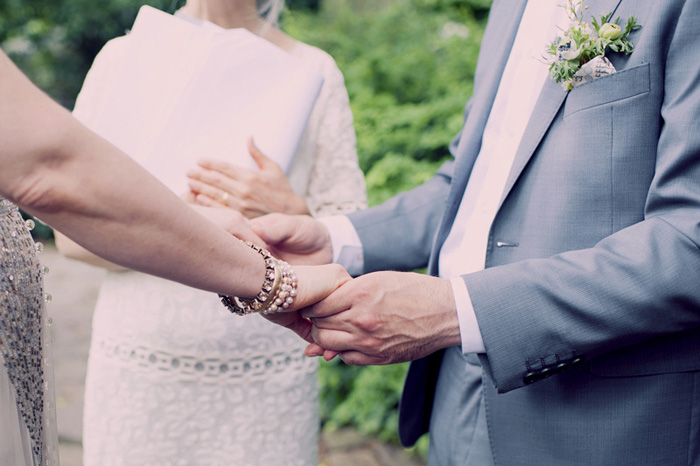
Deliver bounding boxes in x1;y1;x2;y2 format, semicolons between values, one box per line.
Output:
187;167;243;195
181;191;197;203
304;343;384;366
292;264;351;310
299;274;358;321
305;343;325;357
264;312;314;343
194;193;225;208
249;214;333;265
187;178;231;205
304;343;340;361
248;138;281;172
195;158;243;179
249;213;297;245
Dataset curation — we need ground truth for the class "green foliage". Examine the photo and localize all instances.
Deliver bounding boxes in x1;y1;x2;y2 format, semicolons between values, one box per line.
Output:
365;154;446;206
320;360;407;440
283;0;487;204
318;358;430;459
0;0;174;106
286;1;490;457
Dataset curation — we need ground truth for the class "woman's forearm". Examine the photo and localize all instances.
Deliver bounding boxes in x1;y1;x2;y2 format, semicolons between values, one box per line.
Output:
54;205;260;273
54;231;126;271
0;50;264;297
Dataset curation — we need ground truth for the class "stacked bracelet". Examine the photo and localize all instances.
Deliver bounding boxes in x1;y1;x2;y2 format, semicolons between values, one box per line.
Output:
219;241;298;316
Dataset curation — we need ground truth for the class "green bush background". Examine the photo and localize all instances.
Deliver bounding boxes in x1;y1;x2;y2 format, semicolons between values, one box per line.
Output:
1;0;491;458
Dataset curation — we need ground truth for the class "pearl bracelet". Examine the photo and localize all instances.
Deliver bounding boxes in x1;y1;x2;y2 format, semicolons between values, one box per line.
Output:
219;241;298;316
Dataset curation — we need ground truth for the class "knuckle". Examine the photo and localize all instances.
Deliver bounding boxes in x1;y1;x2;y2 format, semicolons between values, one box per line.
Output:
239;184;254;199
355;314;381;333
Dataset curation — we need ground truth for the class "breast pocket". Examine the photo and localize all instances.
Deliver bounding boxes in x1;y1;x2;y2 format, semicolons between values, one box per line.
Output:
563;62;651;119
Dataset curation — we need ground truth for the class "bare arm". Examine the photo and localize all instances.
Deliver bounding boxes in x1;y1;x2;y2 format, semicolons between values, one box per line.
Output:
0;50;350;317
55;205;264;271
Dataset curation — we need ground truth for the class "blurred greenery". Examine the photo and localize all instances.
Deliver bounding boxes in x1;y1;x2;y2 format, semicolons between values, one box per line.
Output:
1;0;491;459
284;0;488;206
285;0;490;459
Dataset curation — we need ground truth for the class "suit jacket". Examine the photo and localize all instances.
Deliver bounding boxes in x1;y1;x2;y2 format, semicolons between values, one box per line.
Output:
348;0;700;463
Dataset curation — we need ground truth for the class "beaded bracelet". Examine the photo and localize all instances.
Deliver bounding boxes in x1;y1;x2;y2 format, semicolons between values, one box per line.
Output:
219;241;298;316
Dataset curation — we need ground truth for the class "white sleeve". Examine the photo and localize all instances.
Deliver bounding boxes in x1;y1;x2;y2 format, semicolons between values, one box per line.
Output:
317;215;364;276
450;277;486;354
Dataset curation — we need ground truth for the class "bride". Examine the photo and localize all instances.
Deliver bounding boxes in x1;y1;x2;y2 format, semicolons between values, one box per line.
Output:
0;47;349;465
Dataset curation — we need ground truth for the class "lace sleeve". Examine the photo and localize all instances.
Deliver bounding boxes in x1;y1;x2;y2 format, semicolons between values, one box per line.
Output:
303;53;367;217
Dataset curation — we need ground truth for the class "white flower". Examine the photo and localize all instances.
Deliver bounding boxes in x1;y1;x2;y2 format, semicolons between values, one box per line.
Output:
557;40;583;61
599;23;622;40
580;23;593;37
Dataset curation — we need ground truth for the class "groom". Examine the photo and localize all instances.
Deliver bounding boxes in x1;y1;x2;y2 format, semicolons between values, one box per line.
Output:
254;0;700;464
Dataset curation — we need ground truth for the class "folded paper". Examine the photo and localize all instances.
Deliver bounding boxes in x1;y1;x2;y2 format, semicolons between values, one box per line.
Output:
74;6;323;195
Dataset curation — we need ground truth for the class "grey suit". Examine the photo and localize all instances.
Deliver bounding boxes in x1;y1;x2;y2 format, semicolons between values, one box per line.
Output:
348;0;700;464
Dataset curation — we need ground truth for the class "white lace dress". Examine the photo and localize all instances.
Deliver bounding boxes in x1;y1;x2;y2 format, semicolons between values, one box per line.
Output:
79;39;366;465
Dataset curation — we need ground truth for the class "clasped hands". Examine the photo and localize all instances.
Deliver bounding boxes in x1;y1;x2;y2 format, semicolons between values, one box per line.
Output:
182;140;460;365
247;214;462;366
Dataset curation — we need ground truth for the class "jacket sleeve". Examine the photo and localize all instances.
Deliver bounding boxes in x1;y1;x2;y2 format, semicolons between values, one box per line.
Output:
348;159;453;273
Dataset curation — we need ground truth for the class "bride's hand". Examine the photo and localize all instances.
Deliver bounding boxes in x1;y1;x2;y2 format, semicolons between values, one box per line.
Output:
186;139;310;218
263;264;351;343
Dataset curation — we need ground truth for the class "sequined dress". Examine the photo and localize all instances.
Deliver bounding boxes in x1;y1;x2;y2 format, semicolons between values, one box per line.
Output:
0;198;58;465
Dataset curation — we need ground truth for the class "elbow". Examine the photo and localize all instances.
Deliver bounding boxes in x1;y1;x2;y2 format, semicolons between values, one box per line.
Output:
11;170;74;217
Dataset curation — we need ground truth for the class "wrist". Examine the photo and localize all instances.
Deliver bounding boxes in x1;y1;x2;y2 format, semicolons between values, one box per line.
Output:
220;241;298;315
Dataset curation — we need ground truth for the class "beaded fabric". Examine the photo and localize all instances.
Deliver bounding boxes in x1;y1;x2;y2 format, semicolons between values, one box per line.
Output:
0;198;54;465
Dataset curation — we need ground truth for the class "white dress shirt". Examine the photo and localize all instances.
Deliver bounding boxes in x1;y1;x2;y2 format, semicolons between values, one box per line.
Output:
321;2;567;354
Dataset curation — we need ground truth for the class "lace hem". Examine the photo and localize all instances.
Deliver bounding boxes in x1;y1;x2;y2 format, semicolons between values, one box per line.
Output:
90;338;317;384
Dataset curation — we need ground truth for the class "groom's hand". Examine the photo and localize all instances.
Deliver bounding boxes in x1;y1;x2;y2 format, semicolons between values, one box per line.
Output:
250;213;333;266
302;272;462;365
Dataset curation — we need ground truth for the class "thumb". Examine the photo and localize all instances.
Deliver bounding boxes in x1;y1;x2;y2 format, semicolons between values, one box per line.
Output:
291;264;350;310
248;137;280;171
304;343;340;361
249;213;293;246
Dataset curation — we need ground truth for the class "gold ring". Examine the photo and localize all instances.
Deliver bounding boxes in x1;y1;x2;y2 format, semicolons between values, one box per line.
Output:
221;192;230;205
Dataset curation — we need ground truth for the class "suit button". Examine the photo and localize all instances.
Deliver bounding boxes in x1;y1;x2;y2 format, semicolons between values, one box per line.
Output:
555;363;569;373
540;367;554;379
571;357;584;367
524;372;538;384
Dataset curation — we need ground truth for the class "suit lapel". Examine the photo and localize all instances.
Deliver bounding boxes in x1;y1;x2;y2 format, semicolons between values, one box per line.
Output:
497;0;623;208
429;0;527;272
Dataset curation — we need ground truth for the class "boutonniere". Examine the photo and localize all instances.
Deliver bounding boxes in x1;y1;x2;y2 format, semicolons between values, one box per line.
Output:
546;0;641;90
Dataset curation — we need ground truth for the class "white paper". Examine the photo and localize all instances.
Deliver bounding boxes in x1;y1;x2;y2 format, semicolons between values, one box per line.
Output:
76;6;323;195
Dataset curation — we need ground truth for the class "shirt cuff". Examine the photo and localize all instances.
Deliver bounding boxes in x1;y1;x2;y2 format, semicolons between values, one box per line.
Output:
317;215;364;276
450;276;486;354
